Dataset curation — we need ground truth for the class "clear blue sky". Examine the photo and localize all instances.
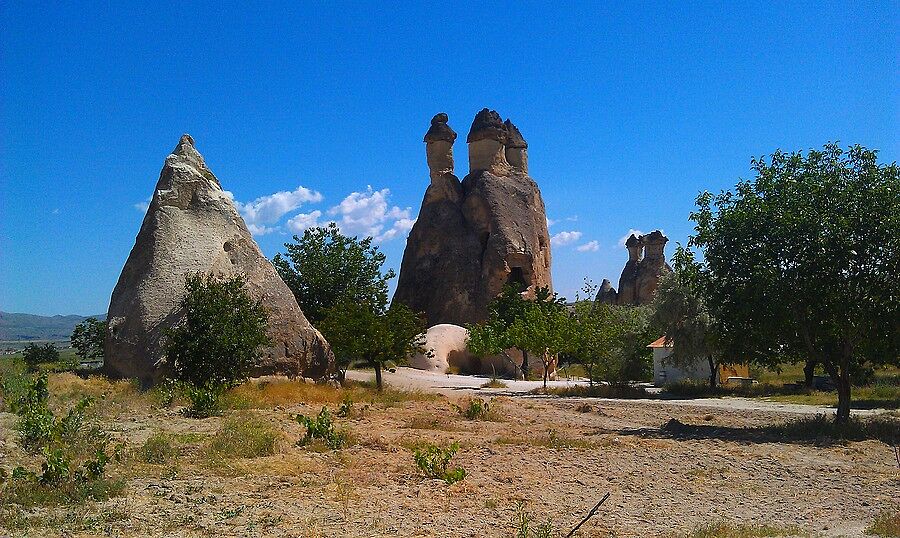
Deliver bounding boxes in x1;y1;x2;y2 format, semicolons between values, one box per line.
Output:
2;2;897;315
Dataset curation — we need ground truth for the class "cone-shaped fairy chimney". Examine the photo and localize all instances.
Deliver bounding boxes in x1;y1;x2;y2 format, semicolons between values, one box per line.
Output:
105;135;334;385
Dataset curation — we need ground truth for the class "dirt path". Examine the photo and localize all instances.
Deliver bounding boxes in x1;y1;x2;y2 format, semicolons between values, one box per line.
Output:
346;367;890;417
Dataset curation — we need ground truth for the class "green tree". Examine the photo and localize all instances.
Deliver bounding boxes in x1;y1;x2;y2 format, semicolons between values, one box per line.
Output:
22;343;59;372
70;317;107;362
689;143;900;421
506;292;576;389
164;274;270;389
650;253;724;389
319;300;426;390
468;286;575;389
571;301;653;385
273;223;394;325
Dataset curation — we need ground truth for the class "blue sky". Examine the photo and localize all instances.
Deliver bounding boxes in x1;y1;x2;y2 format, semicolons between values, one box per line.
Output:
1;2;897;316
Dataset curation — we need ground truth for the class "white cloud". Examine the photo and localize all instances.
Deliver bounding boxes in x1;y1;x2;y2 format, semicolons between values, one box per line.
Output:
618;228;645;247
546;218;557;228
286;210;323;234
328;186;413;242
551;230;582;246
577;240;600;252
134;196;151;212
246;223;277;236
234;186;323;229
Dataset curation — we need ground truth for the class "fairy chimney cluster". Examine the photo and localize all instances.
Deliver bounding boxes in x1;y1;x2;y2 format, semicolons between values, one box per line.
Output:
596;230;672;306
394;109;553;326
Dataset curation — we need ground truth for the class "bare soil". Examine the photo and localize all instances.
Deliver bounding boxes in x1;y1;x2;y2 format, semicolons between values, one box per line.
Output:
1;371;897;538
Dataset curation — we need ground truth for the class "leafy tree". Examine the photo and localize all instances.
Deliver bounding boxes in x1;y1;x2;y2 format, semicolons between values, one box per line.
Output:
319;300;426;390
164;273;270;389
273;223;394;325
688;143;900;422
22;343;59;372
650;253;724;389
506;293;576;389
468;286;575;388
571;301;654;385
70;317;107;362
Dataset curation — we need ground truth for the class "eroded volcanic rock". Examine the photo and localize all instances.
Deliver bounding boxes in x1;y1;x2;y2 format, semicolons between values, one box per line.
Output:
394;110;552;326
613;230;672;306
104;135;334;385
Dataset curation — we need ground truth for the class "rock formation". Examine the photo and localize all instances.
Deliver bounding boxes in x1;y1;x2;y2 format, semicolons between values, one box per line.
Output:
408;324;548;379
394;109;552;326
595;279;618;305
105;135;334;386
597;230;672;306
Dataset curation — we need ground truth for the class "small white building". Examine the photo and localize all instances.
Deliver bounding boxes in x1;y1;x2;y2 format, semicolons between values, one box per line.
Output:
648;336;749;386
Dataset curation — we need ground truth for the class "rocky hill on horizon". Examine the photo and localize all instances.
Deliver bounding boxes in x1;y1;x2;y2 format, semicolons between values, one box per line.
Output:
0;311;105;342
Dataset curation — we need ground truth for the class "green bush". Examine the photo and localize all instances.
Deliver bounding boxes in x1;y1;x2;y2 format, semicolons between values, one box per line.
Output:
296;407;348;449
1;374;123;507
165;273;270;389
182;383;224;418
413;442;466;484
22;343;59;371
455;397;502;421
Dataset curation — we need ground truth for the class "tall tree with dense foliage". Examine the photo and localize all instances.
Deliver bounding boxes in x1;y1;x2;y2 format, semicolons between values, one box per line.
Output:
71;317;107;363
165;274;270;388
688;143;900;421
273;223;394;325
572;301;654;385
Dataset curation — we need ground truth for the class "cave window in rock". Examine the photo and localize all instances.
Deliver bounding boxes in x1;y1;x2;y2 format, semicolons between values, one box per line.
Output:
506;267;528;291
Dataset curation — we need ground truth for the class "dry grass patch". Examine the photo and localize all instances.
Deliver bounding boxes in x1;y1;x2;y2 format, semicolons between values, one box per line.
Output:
495;429;595;449
867;508;900;537
403;415;461;431
226;377;438;409
203;414;281;459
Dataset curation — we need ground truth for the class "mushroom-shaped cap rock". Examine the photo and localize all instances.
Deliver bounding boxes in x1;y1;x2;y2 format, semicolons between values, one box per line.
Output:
503;119;528;149
466;108;507;143
643;230;669;244
625;234;643;247
424;113;457;143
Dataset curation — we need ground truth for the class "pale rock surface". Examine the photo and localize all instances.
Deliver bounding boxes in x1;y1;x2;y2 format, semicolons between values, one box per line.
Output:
104;135;334;385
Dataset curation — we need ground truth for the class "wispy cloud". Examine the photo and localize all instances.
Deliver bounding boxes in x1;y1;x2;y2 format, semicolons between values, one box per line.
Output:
551;230;582;246
134;196;151;213
328;186;414;242
233;186;323;230
576;240;600;252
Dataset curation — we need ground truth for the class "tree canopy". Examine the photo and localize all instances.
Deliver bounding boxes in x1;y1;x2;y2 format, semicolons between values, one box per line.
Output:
165;273;270;388
273;223;394;325
687;143;900;420
71;317;107;363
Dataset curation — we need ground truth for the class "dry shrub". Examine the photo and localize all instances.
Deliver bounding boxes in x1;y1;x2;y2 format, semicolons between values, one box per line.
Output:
204;414;281;459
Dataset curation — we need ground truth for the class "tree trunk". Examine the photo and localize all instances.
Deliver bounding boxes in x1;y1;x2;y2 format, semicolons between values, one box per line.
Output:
835;354;852;424
707;355;717;389
803;359;817;388
521;349;529;381
374;362;383;392
588;361;594;387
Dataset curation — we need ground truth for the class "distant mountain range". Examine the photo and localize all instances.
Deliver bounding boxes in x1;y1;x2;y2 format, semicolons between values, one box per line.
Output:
0;311;105;342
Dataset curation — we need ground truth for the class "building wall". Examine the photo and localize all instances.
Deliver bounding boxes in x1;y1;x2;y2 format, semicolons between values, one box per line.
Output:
652;348;750;386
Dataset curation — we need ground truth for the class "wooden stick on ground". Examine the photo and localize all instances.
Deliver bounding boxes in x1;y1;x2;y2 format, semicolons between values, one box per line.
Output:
565;492;611;538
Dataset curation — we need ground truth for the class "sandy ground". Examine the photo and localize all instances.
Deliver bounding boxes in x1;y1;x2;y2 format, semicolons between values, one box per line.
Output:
1;370;897;538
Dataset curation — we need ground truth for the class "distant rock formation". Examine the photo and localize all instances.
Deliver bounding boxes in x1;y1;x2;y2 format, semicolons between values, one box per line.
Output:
595;279;618;305
597;230;672;306
394;109;552;326
105;135;334;385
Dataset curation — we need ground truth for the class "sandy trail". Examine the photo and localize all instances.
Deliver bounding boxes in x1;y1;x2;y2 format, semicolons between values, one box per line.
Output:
346;367;891;417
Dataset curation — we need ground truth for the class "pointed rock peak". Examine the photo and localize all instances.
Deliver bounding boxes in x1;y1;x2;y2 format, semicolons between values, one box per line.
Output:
600;278;614;291
625;234;643;247
503;119;527;149
424;112;457;143
467;108;507;143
